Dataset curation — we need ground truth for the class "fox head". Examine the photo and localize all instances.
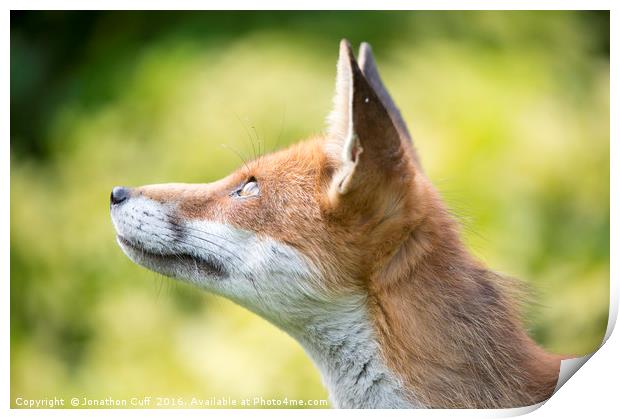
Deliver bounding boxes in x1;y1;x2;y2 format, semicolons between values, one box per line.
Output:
111;40;427;326
110;40;560;409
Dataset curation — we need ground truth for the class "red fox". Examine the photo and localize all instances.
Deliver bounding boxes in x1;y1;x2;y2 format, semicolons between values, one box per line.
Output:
110;40;564;408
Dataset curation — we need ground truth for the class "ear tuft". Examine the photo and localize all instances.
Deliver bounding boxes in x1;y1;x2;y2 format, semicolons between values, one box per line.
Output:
336;133;363;194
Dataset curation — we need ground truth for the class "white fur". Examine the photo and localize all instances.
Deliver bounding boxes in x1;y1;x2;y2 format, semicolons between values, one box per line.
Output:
111;195;420;408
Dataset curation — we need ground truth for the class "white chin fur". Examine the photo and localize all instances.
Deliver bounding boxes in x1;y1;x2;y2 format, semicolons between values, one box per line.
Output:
109;195;321;314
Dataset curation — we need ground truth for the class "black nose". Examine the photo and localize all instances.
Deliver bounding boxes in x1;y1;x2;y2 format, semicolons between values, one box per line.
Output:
110;186;130;205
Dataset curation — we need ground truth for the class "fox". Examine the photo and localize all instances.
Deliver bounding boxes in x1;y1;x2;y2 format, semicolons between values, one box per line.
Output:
110;39;565;409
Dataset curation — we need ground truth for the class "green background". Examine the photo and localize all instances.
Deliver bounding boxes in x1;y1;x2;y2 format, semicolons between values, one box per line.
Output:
11;11;609;408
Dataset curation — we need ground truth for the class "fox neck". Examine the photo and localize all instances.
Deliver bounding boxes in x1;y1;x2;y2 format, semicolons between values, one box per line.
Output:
288;295;420;408
367;192;561;408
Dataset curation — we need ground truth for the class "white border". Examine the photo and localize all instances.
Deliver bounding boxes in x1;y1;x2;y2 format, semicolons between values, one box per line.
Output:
4;3;617;418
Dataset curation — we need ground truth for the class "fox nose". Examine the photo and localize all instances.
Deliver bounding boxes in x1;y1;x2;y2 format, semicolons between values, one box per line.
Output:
110;186;131;206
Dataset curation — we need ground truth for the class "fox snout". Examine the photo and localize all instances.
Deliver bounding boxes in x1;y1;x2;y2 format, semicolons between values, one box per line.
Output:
109;181;324;331
109;184;232;282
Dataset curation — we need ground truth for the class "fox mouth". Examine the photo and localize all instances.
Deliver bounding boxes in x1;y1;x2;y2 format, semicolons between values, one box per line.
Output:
116;235;227;278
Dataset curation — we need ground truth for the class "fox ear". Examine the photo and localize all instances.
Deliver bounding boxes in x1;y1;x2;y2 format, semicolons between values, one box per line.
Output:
357;43;421;168
326;40;408;199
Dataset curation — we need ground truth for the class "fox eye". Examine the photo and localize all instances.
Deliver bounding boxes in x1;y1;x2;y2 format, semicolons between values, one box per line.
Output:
235;177;260;198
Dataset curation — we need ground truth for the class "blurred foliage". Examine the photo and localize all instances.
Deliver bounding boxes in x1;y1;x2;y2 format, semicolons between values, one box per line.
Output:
10;11;609;408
